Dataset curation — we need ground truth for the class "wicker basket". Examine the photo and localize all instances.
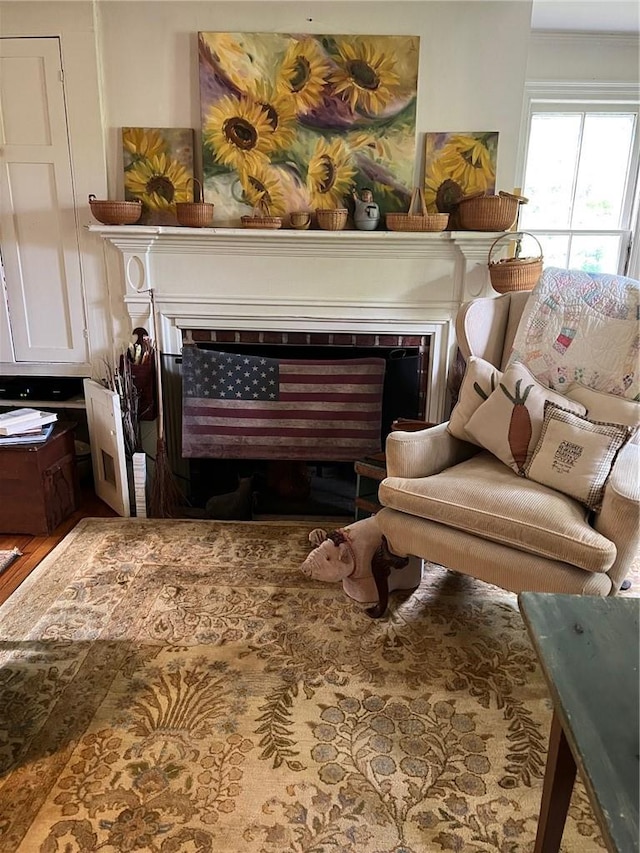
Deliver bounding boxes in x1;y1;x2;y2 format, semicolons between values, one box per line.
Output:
488;231;543;293
240;214;282;229
315;208;348;231
89;195;142;225
386;187;449;232
176;202;215;227
176;178;215;227
458;191;528;232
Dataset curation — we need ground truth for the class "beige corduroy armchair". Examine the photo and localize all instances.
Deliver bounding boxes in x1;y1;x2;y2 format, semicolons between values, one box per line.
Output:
373;283;640;616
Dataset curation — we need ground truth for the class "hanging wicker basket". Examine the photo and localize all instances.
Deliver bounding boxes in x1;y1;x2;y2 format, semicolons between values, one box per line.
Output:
488;231;543;293
386;187;449;232
458;190;528;231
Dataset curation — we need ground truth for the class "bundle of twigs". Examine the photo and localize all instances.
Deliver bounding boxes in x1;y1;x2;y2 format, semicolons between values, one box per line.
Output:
102;355;141;458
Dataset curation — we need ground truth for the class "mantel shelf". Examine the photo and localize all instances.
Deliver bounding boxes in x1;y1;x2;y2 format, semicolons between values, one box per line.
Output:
87;224;506;260
88;224;504;240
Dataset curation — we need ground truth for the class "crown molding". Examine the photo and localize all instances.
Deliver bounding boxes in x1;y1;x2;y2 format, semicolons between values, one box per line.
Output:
530;31;640;48
524;80;639;103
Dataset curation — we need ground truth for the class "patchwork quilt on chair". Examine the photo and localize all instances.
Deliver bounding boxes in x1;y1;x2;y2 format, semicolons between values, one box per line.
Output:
509;266;640;400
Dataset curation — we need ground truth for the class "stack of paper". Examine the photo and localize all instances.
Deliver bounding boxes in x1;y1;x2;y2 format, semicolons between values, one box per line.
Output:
0;408;58;444
132;451;147;518
0;423;55;447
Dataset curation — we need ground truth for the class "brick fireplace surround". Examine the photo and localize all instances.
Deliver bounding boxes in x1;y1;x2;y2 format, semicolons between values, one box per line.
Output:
91;226;503;426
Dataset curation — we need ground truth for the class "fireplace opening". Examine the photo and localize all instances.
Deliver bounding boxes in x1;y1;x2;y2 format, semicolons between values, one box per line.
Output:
163;331;430;519
187;459;359;520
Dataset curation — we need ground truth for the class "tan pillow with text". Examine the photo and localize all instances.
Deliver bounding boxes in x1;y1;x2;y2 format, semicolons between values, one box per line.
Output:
526;403;635;510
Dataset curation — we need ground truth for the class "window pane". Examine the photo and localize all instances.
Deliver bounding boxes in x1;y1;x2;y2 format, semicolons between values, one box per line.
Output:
569;235;622;274
573;114;635;228
521;114;581;228
535;234;570;269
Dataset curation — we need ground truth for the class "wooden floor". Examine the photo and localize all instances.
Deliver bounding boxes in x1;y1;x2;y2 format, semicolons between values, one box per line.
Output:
0;487;117;606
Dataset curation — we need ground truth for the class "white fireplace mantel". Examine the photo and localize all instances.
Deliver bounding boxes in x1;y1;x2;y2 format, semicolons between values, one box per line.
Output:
90;225;505;422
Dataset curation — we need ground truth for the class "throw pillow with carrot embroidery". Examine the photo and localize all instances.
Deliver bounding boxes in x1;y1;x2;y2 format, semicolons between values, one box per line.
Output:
447;356;503;445
464;361;586;475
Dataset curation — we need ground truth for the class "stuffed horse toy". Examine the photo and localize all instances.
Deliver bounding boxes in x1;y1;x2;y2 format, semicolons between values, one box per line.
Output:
300;516;422;618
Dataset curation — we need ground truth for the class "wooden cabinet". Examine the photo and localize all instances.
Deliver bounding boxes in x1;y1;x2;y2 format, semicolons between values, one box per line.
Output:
0;422;79;534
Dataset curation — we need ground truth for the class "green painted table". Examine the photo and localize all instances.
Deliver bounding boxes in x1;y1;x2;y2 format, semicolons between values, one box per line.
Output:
519;592;639;853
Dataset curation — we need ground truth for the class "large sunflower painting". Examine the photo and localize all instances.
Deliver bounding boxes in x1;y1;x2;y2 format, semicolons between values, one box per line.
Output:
198;32;420;225
424;131;499;215
122;127;195;225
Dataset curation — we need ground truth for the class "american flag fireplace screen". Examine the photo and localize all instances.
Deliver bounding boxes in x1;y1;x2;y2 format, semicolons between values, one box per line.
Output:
181;346;386;460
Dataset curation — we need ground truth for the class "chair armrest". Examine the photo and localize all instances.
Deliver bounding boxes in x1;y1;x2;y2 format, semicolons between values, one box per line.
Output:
384;422;478;479
595;441;640;593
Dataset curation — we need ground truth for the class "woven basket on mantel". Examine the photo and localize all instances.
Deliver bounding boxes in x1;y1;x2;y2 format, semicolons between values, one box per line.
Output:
315;208;348;231
89;195;142;226
386;187;449;232
241;213;282;229
241;200;282;229
176;178;215;227
458;190;528;232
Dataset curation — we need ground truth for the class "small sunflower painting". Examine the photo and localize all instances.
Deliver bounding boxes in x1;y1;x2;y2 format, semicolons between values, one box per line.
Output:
424;131;499;215
122;127;195;225
198;32;420;224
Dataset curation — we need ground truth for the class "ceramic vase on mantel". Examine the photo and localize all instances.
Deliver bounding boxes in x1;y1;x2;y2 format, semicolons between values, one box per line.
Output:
352;188;381;231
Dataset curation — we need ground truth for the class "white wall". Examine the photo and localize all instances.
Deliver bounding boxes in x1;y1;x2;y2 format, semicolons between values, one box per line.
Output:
527;32;639;82
97;1;533;199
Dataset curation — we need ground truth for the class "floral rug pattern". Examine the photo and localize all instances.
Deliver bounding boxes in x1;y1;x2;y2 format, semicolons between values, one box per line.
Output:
0;518;626;852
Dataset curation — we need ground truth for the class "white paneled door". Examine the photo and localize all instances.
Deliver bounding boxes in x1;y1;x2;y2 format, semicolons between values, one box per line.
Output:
0;37;88;363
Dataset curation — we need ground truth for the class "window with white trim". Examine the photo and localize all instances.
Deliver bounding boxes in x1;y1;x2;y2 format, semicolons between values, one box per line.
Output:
517;85;639;277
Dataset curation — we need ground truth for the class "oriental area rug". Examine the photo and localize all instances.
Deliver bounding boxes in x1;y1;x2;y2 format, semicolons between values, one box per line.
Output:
0;519;635;853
